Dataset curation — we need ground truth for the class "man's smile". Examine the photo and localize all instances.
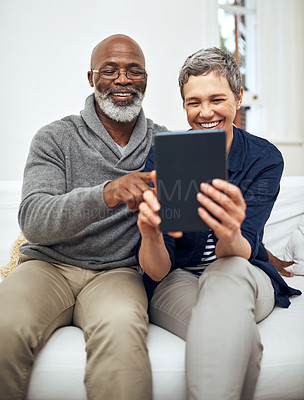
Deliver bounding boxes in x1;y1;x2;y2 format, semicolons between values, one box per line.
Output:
111;92;134;101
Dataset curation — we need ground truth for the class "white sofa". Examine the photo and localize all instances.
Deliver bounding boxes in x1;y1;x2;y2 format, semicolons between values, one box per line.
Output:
1;177;304;400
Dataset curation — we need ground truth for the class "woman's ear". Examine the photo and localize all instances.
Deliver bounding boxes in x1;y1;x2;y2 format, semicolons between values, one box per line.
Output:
236;87;243;110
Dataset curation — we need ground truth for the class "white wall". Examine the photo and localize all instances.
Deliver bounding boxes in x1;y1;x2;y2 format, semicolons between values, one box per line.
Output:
1;0;303;180
0;0;219;180
255;0;304;176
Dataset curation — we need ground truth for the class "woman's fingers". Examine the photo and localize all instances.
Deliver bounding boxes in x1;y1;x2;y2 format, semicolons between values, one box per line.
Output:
197;205;238;239
197;191;244;228
140;179;246;239
143;188;160;212
168;231;183;238
198;181;246;223
138;200;161;227
201;180;244;206
208;179;246;208
151;170;157;189
197;206;222;231
196;180;246;239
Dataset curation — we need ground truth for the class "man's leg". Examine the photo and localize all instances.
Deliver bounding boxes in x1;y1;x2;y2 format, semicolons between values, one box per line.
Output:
0;257;75;400
186;256;275;400
73;267;151;400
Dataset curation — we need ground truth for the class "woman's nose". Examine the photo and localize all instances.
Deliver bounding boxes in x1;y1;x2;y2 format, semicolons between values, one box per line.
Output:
199;103;214;118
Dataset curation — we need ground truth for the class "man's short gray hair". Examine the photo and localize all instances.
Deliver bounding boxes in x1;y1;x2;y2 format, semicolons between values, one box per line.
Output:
178;47;242;101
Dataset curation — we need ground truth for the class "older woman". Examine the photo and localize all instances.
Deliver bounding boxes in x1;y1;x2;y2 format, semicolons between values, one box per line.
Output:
136;47;301;400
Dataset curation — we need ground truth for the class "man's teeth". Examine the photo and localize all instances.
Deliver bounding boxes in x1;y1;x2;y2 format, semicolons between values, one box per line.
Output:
113;93;132;97
200;121;220;128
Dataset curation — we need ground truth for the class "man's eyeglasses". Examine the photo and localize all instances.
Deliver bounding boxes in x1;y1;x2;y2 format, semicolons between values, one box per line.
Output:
91;68;147;80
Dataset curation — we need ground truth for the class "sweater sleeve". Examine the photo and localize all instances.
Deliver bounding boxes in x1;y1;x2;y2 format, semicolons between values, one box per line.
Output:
18;126;111;244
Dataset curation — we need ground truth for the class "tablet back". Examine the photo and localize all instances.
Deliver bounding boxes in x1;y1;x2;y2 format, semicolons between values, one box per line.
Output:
154;129;227;232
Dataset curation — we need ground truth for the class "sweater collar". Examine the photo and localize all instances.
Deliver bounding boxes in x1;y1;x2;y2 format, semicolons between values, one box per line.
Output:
80;94;148;156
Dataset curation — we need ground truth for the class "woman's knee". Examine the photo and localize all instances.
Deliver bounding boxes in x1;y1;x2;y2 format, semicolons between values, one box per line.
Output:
198;256;259;301
204;256;259;286
209;256;252;275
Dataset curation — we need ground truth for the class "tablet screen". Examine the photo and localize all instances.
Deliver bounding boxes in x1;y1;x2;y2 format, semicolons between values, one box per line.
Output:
154;129;227;232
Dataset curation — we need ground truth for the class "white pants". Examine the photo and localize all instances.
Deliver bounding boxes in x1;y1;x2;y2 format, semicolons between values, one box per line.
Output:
150;256;275;400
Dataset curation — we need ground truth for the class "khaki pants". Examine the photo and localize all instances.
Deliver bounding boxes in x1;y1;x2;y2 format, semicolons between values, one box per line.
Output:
150;256;275;400
0;256;152;400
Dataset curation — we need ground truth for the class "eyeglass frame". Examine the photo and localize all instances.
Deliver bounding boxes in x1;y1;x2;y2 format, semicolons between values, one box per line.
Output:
91;67;147;80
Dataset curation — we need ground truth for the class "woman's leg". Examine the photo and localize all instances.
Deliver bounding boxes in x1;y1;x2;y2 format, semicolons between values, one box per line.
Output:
73;267;151;400
0;257;74;400
149;268;199;340
186;256;275;400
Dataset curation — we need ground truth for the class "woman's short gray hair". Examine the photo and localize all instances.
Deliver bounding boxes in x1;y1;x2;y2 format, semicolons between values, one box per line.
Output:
178;47;242;100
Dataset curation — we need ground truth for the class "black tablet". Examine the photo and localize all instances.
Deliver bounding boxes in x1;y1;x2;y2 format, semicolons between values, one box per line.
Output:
153;129;227;232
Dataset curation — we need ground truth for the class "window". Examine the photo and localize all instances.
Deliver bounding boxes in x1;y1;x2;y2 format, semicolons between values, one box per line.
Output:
218;0;257;130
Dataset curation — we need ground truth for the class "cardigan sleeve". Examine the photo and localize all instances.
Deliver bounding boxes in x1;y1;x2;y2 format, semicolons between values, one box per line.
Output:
240;151;284;260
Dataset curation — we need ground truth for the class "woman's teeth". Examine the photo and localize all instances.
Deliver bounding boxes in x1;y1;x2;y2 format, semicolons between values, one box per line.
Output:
200;121;220;128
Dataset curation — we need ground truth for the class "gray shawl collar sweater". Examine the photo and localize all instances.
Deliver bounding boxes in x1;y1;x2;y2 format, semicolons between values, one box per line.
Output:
19;94;167;269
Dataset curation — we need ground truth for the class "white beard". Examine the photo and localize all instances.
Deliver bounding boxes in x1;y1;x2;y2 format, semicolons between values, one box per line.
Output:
94;87;144;123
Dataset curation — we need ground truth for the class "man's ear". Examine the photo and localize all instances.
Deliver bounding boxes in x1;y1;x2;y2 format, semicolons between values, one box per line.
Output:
88;71;94;87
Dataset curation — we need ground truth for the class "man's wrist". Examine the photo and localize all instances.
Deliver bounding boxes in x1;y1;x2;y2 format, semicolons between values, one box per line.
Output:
102;181;116;208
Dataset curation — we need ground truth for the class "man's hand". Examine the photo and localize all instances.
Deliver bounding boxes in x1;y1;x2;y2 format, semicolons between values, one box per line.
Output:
103;171;153;212
267;250;294;277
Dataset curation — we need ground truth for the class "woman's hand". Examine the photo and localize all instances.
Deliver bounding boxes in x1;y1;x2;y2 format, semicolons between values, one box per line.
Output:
138;187;162;239
137;170;183;239
197;179;251;259
137;170;172;281
137;170;162;239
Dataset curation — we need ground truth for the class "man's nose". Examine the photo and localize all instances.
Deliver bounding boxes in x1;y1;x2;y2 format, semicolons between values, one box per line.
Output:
114;70;131;85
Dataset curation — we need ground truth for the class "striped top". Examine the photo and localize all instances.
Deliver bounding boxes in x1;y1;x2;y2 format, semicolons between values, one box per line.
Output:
183;230;216;275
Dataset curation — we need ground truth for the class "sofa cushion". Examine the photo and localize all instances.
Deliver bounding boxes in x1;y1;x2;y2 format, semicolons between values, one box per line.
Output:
264;176;304;255
281;215;304;275
27;325;187;400
26;276;304;400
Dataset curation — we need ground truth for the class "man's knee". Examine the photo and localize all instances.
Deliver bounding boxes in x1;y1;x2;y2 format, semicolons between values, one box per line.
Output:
104;301;148;334
85;302;149;363
0;314;34;367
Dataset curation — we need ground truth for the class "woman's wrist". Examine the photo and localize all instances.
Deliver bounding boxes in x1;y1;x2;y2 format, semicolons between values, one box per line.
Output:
141;230;164;245
216;231;251;259
139;233;171;281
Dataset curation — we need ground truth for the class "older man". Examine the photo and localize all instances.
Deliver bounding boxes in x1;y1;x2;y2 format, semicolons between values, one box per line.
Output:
0;34;166;400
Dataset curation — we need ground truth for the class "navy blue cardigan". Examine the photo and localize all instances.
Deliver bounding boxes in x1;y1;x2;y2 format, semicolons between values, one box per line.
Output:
140;126;301;307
